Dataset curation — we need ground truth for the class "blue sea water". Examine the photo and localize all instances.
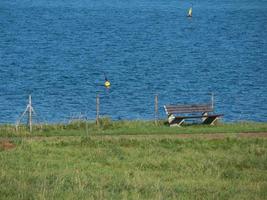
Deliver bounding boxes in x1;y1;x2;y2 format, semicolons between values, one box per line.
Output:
0;0;266;123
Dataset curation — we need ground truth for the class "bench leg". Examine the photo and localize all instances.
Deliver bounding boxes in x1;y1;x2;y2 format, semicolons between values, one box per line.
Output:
202;112;208;122
202;116;219;125
170;118;185;127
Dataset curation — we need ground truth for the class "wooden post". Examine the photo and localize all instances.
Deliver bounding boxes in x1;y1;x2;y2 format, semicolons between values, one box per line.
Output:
96;94;99;125
154;94;158;125
28;95;32;133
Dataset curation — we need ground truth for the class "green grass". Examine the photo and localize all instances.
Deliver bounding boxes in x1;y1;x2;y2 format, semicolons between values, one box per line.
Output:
0;119;267;137
0;136;266;199
1;119;266;199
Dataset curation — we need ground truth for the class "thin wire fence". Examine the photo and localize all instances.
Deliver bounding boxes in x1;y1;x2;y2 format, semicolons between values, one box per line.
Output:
0;92;220;133
23;92;212;123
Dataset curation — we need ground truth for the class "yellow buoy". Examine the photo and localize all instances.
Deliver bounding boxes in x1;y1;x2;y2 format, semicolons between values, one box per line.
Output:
104;80;110;88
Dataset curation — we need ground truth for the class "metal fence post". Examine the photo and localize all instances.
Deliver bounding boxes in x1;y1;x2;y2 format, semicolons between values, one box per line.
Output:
154;94;158;125
211;92;214;109
96;94;99;125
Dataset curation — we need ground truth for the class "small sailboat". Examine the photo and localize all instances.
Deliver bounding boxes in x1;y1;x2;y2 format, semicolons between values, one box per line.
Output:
187;6;192;17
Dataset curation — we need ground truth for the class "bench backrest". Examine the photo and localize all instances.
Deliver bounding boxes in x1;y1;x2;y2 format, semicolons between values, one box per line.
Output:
164;104;213;115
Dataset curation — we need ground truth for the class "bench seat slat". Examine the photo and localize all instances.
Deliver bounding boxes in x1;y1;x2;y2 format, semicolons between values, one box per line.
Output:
165;105;212;107
166;109;213;114
165;104;213;114
165;104;211;108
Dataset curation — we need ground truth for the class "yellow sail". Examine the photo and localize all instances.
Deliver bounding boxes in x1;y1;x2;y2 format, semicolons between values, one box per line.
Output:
188;7;192;17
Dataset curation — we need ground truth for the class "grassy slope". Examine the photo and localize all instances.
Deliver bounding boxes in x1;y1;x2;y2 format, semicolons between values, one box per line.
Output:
1;136;267;199
1;121;267;199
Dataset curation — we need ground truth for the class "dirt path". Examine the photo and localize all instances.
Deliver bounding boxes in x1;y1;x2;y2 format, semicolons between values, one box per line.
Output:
238;132;267;138
1;132;266;151
1;132;267;142
93;132;267;140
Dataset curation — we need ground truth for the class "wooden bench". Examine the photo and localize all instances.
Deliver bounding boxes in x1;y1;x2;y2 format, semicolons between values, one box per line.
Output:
164;104;223;127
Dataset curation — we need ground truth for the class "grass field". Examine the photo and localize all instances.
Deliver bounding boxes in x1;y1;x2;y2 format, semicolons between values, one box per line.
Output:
0;121;267;199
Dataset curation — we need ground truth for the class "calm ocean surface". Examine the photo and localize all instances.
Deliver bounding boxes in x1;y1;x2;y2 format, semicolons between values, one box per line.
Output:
0;0;266;123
